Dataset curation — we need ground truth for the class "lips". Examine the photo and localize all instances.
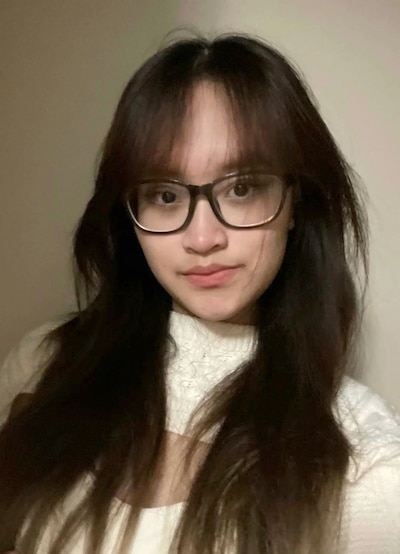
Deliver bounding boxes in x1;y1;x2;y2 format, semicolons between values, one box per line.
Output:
182;264;238;287
183;264;235;276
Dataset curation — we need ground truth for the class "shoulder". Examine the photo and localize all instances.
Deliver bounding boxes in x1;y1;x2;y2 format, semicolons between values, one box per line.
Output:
336;378;400;552
0;321;61;423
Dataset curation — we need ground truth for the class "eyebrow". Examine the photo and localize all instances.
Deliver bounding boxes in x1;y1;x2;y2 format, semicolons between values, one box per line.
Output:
145;157;269;180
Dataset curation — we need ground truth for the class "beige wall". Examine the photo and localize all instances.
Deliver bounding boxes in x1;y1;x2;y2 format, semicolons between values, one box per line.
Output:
0;0;186;348
1;1;399;409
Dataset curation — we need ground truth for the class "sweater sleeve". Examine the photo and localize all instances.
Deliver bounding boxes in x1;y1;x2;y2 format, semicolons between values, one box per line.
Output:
340;455;400;554
336;378;400;553
0;322;58;425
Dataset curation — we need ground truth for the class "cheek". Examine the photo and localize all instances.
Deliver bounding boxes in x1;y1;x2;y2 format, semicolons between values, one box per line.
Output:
248;230;289;288
244;194;292;273
135;234;175;283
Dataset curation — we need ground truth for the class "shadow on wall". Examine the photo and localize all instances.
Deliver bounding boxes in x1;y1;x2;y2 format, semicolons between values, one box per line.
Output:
0;0;224;362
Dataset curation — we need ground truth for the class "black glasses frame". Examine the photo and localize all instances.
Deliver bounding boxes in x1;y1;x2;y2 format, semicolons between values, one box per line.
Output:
126;170;293;234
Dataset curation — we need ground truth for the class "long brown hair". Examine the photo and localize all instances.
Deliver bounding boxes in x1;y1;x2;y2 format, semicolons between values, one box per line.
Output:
0;34;368;553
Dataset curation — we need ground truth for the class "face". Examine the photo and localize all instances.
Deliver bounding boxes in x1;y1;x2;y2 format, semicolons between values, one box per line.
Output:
135;82;293;324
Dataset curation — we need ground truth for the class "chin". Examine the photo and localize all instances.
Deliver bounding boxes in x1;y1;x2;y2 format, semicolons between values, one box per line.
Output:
199;311;234;323
173;300;253;325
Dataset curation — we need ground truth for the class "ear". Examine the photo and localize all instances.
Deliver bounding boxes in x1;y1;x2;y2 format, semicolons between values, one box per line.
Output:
288;216;295;230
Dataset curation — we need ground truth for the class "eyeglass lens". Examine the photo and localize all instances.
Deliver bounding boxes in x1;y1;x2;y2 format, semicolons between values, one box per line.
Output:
129;173;283;232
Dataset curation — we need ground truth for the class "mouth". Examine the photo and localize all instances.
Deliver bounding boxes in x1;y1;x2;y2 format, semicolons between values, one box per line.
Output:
182;265;239;288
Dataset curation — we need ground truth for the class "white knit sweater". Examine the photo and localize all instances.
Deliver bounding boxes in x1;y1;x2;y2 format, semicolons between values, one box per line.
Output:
1;312;400;553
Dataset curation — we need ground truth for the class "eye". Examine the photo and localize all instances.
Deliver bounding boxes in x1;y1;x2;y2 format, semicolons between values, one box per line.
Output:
158;190;177;204
225;179;258;200
138;183;186;206
231;182;252;197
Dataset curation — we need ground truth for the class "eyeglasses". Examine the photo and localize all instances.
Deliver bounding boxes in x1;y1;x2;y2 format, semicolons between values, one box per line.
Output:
126;170;291;234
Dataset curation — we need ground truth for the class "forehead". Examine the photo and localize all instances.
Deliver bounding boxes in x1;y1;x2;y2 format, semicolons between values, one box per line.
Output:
138;80;280;183
166;81;240;182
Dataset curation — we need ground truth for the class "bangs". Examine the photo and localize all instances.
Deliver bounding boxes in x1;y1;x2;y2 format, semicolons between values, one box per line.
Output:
109;36;304;198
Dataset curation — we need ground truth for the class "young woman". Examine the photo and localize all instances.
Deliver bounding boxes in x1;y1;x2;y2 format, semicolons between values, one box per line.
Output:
1;34;399;554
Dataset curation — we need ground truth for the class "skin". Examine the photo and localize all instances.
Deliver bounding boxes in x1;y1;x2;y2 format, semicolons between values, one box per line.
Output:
117;430;209;508
135;81;294;325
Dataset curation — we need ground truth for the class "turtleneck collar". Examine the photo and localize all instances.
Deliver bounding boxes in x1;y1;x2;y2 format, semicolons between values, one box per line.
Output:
168;310;257;355
165;311;257;439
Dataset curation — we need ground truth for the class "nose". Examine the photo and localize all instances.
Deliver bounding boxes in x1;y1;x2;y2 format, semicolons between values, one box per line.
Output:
182;197;228;254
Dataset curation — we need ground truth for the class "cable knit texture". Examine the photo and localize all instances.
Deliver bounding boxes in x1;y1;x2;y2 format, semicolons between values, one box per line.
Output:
1;312;400;553
165;312;256;438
